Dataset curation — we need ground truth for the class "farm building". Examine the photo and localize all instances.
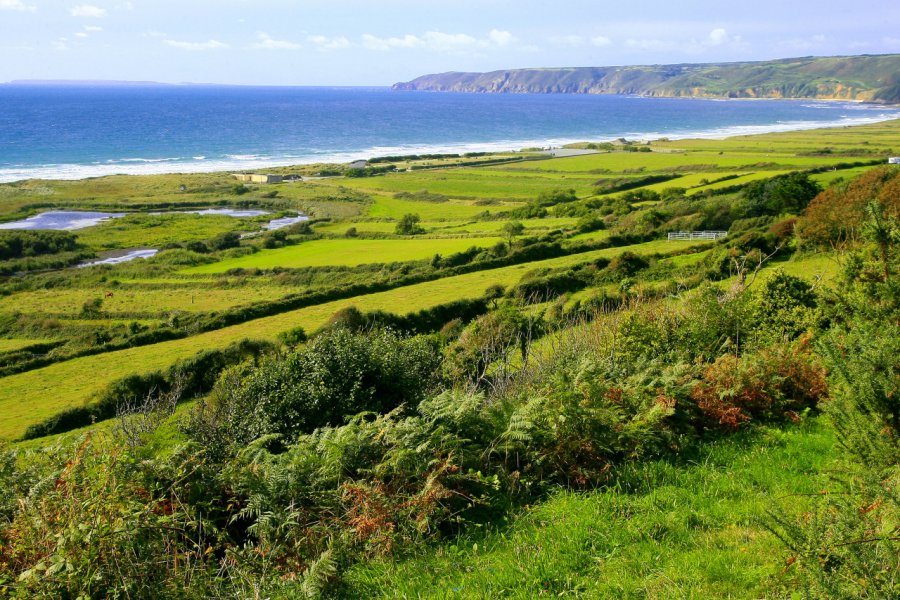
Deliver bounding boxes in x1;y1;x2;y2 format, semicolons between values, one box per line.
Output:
232;173;284;184
889;157;900;164
348;160;368;169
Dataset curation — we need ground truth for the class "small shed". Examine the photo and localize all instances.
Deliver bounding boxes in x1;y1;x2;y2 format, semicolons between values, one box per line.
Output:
889;157;900;165
348;160;368;169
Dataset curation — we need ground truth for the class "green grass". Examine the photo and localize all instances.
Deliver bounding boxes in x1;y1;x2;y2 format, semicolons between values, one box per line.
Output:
0;338;53;352
184;237;505;273
324;169;599;200
75;213;268;251
364;195;517;219
0;284;296;316
344;419;836;598
0;239;702;440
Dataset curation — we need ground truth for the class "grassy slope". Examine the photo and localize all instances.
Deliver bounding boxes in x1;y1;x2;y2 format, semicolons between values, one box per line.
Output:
0;239;700;440
0;339;51;352
186;237;504;273
346;420;835;598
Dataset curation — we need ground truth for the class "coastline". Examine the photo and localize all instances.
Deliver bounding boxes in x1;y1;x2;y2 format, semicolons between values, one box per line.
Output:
1;102;899;185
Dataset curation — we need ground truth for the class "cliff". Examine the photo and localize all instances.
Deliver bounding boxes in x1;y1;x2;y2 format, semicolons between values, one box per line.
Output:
393;54;900;103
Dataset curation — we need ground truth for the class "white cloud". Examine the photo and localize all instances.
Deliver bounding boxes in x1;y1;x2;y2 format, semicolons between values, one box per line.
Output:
707;28;729;46
164;39;228;51
52;37;69;50
361;33;421;51
307;35;350;50
252;32;302;50
75;32;88;38
0;0;35;11
591;35;612;47
71;4;107;18
488;29;515;47
362;29;516;53
84;25;103;32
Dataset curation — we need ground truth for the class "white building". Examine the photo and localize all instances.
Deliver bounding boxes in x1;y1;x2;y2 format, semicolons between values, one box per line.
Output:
889;157;900;165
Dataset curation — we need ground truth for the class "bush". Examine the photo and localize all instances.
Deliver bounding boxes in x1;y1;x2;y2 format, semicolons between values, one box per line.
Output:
395;213;424;235
690;341;826;431
191;328;442;446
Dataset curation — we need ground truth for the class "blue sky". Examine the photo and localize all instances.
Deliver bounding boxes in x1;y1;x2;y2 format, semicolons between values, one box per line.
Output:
1;0;898;85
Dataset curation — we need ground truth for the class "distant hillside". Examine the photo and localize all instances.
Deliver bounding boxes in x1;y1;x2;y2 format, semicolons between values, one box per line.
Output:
393;54;900;103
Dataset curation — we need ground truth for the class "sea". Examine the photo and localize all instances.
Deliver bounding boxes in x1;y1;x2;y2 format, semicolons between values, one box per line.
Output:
1;84;899;183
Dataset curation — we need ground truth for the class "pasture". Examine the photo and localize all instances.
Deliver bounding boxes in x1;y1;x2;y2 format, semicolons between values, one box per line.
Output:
185;236;505;273
0;238;702;440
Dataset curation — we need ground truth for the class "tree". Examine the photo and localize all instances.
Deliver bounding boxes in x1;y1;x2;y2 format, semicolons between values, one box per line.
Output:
395;213;424;235
743;172;821;217
501;221;525;245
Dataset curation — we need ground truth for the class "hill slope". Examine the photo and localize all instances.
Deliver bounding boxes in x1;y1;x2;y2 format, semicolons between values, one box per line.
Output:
393;54;900;103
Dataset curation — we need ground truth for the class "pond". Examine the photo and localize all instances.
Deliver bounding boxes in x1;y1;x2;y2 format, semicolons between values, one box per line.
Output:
0;211;125;231
78;248;159;268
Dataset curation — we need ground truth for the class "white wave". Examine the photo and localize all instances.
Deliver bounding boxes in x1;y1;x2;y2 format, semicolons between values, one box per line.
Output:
2;108;898;184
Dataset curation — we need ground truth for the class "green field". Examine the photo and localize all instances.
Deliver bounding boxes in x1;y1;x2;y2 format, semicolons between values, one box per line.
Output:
0;338;51;352
0;239;700;440
1;118;898;598
1;119;898;443
185;236;505;273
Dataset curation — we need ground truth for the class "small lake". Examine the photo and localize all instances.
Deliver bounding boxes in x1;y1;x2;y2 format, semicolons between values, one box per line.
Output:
0;210;125;231
79;248;159;268
0;208;306;232
264;214;309;230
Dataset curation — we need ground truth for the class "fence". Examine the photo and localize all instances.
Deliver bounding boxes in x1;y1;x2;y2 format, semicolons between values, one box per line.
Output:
667;231;728;241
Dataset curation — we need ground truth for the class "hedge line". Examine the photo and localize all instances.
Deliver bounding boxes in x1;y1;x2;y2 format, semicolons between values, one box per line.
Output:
21;338;274;440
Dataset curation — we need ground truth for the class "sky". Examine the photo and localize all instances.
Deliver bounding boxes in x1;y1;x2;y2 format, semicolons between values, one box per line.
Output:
1;0;898;86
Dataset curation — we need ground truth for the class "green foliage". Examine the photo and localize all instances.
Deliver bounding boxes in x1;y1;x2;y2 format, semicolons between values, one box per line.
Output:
0;230;79;260
536;188;577;206
190;328;442;447
394;213;424;235
767;288;900;598
751;270;818;341
277;325;307;348
742;172;821;217
501;220;525;243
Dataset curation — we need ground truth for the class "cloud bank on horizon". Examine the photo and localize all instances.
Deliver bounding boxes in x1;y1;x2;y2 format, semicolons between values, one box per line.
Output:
1;0;898;86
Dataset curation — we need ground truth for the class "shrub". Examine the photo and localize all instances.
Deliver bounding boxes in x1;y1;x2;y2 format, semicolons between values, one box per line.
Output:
689;341;826;431
192;328;442;446
395;213;424;235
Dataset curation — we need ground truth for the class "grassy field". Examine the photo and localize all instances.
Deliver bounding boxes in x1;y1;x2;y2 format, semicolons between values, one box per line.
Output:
185;237;505;273
75;213;270;251
345;420;835;598
0;338;52;352
313;217;578;236
1;119;898;443
362;194;518;219
0;284;297;316
0;239;701;440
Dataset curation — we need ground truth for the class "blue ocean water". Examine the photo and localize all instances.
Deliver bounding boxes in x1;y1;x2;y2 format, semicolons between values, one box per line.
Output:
1;84;898;182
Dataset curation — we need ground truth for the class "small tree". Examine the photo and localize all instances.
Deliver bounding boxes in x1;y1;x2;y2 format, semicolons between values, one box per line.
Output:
395;213;424;235
501;221;525;245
